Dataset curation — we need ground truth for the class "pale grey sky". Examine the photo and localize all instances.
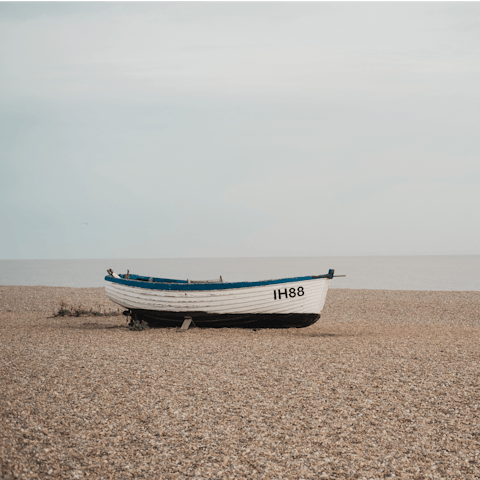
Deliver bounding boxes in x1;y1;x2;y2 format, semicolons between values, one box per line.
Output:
1;2;479;259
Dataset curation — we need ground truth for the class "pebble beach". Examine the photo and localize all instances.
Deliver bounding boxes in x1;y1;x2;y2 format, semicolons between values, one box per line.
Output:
1;286;479;479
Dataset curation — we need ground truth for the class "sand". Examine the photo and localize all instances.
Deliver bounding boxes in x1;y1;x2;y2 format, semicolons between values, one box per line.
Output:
1;286;479;479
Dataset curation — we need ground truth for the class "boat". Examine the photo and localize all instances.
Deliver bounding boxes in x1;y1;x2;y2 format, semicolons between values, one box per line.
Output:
104;269;339;328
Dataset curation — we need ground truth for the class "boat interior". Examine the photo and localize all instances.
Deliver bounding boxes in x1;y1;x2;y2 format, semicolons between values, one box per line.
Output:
106;269;223;284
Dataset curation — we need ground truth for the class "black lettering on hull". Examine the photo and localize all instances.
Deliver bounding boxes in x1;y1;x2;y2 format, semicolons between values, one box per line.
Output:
274;286;306;300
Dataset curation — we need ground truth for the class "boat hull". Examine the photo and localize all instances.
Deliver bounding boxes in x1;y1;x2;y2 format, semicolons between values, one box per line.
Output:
105;273;332;329
129;309;320;329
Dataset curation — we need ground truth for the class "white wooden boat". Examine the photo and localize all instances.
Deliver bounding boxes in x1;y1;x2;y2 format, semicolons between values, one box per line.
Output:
105;269;338;328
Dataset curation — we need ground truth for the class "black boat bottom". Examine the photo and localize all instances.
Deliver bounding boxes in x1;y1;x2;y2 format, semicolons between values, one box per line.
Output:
127;309;320;329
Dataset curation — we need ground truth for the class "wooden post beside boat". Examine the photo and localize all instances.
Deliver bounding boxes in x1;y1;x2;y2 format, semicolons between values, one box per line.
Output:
179;316;193;332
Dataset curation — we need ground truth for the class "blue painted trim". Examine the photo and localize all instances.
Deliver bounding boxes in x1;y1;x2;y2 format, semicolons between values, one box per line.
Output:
104;272;332;291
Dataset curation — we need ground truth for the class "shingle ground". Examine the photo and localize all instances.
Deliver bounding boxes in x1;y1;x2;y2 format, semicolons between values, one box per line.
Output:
1;286;479;479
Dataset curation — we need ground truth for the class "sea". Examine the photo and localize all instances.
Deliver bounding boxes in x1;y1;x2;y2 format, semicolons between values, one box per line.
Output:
0;256;479;291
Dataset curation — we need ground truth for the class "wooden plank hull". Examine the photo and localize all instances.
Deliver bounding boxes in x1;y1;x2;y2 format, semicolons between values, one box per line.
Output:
105;273;332;328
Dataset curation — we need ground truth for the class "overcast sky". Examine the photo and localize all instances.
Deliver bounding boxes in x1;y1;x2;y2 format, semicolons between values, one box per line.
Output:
1;2;479;259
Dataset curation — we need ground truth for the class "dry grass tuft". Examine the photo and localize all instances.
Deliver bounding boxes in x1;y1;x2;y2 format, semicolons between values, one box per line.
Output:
52;300;122;318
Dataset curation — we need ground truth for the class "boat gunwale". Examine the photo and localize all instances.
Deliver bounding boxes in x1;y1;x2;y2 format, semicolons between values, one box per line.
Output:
105;272;333;291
